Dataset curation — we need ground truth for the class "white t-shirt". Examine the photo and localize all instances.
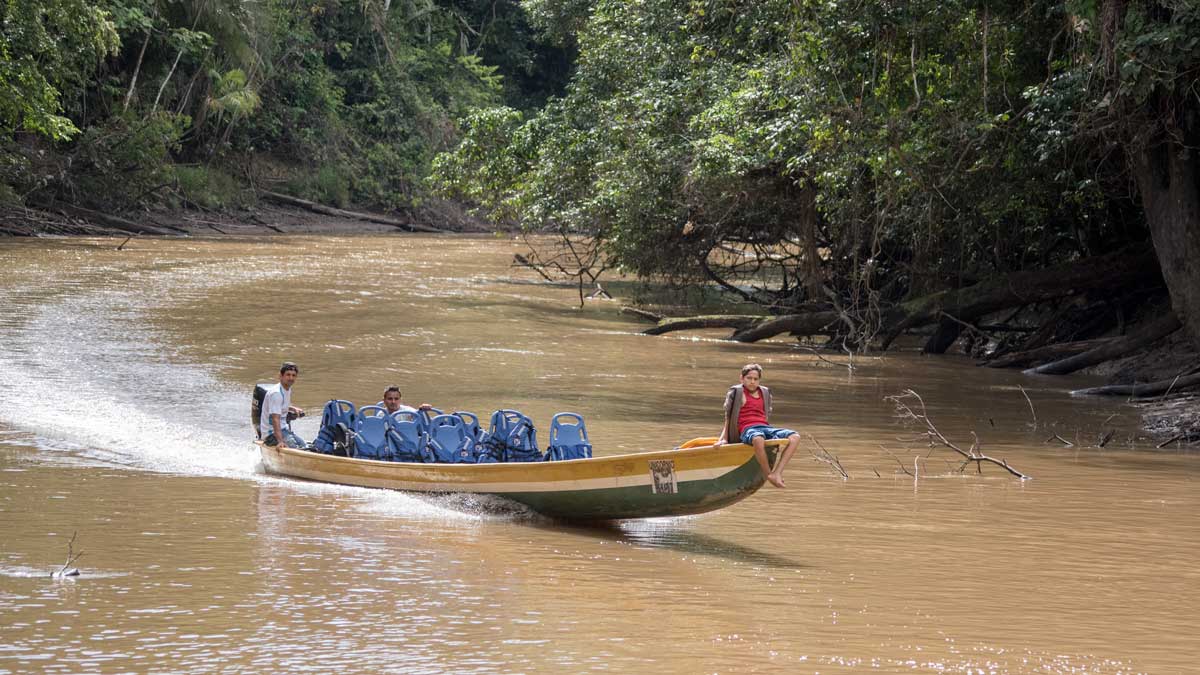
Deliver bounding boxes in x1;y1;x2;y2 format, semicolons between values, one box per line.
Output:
259;383;293;438
377;401;418;414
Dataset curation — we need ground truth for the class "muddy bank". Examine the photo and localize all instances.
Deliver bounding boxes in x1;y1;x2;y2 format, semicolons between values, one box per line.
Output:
0;200;495;238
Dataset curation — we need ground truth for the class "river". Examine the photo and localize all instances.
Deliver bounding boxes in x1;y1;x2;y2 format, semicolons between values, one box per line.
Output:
0;235;1196;674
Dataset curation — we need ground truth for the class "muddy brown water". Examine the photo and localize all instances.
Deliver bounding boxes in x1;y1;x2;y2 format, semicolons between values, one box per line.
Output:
0;235;1196;674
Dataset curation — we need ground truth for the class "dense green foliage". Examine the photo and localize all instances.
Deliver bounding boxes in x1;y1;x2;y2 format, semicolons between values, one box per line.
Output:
4;0;1198;344
0;0;569;209
433;0;1199;341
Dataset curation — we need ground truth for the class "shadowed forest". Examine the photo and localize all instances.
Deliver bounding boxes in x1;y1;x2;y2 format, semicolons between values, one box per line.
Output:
2;0;1198;428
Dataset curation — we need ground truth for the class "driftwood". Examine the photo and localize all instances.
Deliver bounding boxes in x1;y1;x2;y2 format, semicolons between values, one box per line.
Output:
52;204;177;235
878;247;1160;350
886;389;1031;479
1024;312;1182;376
729;311;844;342
1071;371;1200;398
643;315;767;336
982;338;1111;368
620;306;664;322
641;247;1160;347
259;191;445;233
52;531;83;578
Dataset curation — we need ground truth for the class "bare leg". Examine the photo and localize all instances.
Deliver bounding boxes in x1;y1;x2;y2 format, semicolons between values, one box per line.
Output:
767;434;801;487
753;436;785;488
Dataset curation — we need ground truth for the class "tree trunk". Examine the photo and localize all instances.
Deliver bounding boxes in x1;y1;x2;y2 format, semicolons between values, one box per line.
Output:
123;32;152;111
1132;120;1200;349
982;338;1112;369
729;311;844;342
1071;371;1200;398
799;185;822;300
153;46;186;111
1023;311;1181;376
643;315;768;336
643;248;1162;346
877;246;1160;349
923;318;964;354
51;205;177;235
259;191;445;233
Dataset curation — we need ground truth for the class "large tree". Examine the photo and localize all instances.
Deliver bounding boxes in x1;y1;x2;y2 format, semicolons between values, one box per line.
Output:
0;0;118;139
1103;1;1200;346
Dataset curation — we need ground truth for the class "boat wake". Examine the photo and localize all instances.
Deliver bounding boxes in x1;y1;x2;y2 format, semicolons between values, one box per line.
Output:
0;257;557;523
0;262;270;478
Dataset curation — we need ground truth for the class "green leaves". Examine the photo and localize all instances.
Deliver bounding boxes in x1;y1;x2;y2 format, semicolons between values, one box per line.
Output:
0;0;118;139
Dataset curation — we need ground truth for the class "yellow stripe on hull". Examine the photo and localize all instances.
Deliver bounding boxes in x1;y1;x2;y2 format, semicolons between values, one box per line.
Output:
259;439;788;519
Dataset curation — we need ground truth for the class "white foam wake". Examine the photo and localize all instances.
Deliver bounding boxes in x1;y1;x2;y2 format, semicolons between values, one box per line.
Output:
0;261;282;477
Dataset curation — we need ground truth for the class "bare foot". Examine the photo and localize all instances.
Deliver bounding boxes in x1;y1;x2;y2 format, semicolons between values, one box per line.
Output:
766;472;786;488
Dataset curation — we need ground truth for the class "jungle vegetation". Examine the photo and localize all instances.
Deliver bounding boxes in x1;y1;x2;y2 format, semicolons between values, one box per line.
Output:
432;0;1200;370
1;0;570;212
3;0;1199;374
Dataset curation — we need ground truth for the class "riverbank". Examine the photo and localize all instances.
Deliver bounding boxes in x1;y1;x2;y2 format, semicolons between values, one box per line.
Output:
0;200;494;238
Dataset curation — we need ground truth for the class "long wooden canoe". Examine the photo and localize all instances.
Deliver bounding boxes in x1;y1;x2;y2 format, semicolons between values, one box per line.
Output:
257;437;784;521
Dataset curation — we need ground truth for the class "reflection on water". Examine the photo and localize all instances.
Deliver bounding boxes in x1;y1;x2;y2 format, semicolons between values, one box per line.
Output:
596;522;805;569
0;235;1197;673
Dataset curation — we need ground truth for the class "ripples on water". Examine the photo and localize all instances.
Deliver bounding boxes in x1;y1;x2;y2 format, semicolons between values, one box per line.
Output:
0;236;1197;673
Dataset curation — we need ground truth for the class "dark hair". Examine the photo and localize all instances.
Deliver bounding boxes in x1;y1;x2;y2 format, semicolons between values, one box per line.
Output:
280;361;299;375
383;385;401;397
741;363;762;377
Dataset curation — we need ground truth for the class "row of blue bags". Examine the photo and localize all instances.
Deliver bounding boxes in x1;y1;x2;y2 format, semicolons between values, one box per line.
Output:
310;402;593;464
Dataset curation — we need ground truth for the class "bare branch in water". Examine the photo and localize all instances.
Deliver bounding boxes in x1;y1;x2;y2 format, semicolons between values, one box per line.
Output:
881;445;915;477
796;346;855;372
807;434;849;479
1018;385;1037;428
884;389;1031;479
53;531;83;578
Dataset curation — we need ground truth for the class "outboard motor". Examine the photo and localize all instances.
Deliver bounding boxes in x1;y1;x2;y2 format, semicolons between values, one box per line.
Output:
250;383;272;440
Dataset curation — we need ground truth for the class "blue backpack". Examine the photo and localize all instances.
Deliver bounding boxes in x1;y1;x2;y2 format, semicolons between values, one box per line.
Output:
312;400;356;455
389;411;433;463
545;412;593;461
485;409;542;462
426;414;476;463
349;405;394;461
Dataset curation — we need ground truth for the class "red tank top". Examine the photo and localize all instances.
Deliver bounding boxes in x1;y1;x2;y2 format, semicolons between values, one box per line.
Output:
737;387;768;432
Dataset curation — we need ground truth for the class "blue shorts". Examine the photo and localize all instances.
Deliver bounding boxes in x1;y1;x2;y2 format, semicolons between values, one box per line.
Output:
740;425;797;444
265;428;307;449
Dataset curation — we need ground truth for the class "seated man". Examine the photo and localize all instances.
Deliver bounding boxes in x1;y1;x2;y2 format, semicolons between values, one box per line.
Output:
379;385;433;415
261;362;307;448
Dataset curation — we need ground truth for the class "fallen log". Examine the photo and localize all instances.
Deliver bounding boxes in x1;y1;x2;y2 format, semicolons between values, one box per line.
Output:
643;315;764;336
1024;312;1182;376
637;247;1161;346
982;338;1112;369
260;191;445;233
621;306;664;323
52;204;177;235
878;247;1160;350
729;311;843;342
1071;371;1200;398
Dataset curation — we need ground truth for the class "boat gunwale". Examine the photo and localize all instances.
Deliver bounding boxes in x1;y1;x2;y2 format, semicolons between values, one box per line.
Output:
258;438;787;474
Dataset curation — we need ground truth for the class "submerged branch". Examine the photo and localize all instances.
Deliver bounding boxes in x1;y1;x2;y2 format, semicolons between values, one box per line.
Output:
53;532;83;578
885;389;1031;479
807;434;849;479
